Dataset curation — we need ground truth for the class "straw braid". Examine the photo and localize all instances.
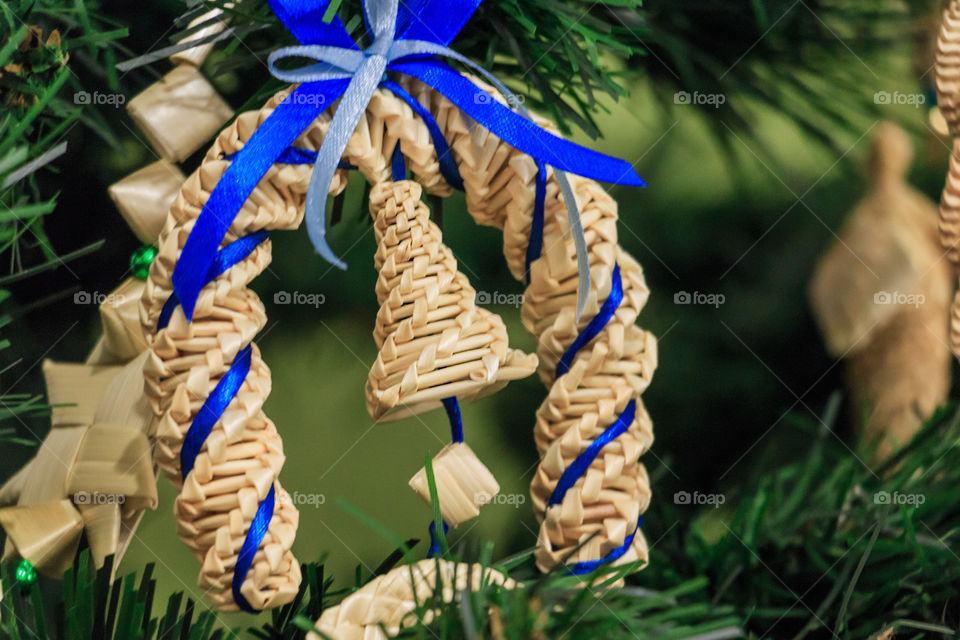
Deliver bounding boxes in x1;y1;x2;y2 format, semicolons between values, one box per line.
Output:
140;87;454;610
935;0;960;358
399;76;657;573
308;559;513;640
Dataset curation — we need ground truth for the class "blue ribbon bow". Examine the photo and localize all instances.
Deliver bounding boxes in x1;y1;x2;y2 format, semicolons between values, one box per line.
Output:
171;0;646;323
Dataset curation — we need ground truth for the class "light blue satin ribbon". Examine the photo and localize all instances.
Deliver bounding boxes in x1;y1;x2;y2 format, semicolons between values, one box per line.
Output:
172;0;646;323
264;0;630;319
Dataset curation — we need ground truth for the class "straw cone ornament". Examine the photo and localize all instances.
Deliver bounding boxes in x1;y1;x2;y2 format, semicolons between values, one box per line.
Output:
308;559;513;640
810;123;951;458
366;180;537;420
393;76;657;574
936;0;960;359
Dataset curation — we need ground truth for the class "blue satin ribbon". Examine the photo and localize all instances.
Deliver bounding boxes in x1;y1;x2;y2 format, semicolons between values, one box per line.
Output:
224;147;356;170
391;143;406;181
234;484;276;609
160;228;276;612
441;397;463;443
158;230;271;331
171;0;646;323
545;262;643;575
524;160;547;284
556;263;624;377
180;344;252;479
547;399;636;508
567;518;642;575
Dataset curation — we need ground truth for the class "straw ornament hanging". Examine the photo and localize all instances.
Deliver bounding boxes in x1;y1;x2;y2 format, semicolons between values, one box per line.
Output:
139;0;650;612
810;123;951;459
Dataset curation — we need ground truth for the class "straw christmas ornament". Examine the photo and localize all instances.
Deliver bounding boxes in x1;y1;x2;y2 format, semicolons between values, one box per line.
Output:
130;0;649;615
0;171;170;579
0;355;157;577
810;122;951;458
308;559;514;640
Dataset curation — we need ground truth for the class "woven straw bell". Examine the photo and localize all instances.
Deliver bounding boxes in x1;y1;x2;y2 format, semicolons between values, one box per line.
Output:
365;180;538;421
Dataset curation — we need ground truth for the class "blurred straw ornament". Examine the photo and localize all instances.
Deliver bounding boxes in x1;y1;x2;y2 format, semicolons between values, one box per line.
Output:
0;353;158;577
108;160;185;245
126;65;232;163
0;137;175;572
810;122;951;459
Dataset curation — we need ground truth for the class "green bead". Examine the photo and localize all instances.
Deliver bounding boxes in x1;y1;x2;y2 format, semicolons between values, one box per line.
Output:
130;245;158;280
15;558;36;591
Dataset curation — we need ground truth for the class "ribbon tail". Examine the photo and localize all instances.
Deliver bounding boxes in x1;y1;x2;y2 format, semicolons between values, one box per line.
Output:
172;80;349;320
265;0;357;48
555;169;590;321
396;0;483;45
390;57;647;186
304;55;387;269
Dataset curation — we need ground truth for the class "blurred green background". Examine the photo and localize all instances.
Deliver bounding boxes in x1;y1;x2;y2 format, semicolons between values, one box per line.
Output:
2;0;954;627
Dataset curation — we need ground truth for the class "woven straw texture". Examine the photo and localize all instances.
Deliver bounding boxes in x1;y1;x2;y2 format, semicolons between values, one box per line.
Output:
142;65;657;609
309;559;513;640
367;180;537;420
936;1;960;358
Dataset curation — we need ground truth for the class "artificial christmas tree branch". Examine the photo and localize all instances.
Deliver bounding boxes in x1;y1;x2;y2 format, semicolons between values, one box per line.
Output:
165;0;930;145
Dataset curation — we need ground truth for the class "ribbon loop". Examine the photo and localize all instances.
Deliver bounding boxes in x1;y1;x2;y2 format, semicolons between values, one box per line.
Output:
173;0;647;322
267;45;362;82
